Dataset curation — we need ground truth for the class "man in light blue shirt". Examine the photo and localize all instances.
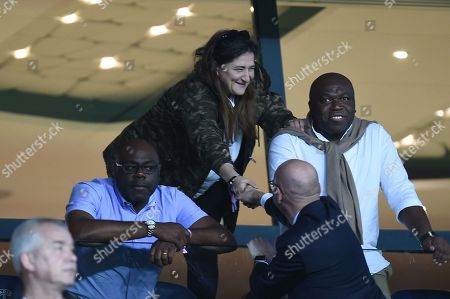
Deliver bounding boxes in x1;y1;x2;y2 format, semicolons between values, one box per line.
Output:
65;138;236;299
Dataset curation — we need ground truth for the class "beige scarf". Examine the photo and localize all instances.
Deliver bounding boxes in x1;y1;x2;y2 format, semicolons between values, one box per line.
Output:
275;117;374;243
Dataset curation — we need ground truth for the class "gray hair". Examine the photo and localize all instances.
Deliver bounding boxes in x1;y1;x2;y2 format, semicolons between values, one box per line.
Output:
10;218;67;275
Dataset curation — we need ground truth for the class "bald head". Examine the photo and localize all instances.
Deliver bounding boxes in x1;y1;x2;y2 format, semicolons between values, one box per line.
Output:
274;160;320;200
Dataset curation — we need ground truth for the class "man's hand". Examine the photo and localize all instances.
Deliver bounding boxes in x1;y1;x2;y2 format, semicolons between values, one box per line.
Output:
247;237;276;260
286;118;309;132
153;222;190;250
422;236;450;266
236;185;265;209
150;240;177;267
231;175;258;196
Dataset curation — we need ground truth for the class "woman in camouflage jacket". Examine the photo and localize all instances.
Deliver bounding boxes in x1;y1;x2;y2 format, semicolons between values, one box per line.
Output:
103;29;296;299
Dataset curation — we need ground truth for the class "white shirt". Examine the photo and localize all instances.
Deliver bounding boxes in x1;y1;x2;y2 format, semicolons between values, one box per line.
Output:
268;122;423;274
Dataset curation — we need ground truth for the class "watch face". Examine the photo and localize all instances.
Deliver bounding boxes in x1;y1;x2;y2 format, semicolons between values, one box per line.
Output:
146;219;156;229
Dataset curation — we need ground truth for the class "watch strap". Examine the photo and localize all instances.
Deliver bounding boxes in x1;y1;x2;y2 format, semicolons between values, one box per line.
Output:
418;231;436;244
254;255;268;264
145;220;156;237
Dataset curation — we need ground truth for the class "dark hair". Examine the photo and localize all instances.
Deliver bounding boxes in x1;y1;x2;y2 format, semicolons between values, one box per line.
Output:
193;29;260;141
309;72;354;103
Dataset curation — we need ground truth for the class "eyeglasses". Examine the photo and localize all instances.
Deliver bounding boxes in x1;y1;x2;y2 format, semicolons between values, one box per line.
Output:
320;96;352;104
114;162;160;175
269;181;280;193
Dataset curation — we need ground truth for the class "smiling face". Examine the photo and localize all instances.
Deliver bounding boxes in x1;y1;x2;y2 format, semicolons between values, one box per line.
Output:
309;74;356;141
217;51;255;96
29;223;77;289
114;139;160;211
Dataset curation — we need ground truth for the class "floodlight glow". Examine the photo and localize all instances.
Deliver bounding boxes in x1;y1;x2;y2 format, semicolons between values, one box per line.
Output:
12;46;31;59
58;12;81;24
148;25;170;37
99;57;121;69
393;50;408;59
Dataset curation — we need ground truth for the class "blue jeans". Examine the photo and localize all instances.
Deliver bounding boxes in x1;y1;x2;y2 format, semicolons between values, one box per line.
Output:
155;282;197;299
66;282;196;299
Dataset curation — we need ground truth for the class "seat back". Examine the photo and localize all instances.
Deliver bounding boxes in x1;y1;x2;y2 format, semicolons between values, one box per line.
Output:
0;275;22;299
155;281;197;299
392;289;450;299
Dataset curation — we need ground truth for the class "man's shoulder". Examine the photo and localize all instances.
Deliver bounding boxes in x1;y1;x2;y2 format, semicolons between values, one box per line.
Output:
358;121;394;146
156;184;182;193
76;177;113;187
67;178;116;215
271;130;306;146
70;178;116;203
154;185;189;201
363;121;389;136
73;178;113;194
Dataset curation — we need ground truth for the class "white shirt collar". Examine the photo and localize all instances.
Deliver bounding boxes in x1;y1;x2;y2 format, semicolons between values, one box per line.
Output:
311;121;353;142
292;211;301;224
228;96;236;107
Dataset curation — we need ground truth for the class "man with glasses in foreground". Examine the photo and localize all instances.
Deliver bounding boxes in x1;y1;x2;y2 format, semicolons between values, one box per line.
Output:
244;159;384;299
65;138;236;298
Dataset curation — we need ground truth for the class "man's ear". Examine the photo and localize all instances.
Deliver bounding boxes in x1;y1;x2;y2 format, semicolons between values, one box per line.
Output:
110;157;119;178
273;191;283;207
21;253;37;273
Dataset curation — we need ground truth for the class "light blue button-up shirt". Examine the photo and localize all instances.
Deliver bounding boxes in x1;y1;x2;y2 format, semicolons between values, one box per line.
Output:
66;178;207;299
268;123;423;274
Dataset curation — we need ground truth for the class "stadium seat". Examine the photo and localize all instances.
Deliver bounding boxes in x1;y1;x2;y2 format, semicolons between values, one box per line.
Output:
0;275;22;299
392;289;450;299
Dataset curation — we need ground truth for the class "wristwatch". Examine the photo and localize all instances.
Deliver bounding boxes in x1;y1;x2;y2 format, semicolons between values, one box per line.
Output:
145;219;156;237
254;255;268;264
418;231;436;244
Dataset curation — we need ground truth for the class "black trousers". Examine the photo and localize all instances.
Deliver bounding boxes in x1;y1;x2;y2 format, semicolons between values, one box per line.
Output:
184;181;239;299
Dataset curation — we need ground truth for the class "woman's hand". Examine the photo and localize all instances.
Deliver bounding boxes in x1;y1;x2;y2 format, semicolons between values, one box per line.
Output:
231;175;258;196
286;118;309;132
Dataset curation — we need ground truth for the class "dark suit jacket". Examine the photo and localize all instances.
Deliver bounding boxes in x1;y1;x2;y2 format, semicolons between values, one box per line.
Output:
247;196;385;299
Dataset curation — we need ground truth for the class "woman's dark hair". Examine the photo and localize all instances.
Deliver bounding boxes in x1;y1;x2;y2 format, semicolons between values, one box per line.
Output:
194;29;263;141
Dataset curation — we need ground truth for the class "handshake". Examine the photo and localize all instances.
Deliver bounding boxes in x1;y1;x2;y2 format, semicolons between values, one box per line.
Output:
231;177;266;209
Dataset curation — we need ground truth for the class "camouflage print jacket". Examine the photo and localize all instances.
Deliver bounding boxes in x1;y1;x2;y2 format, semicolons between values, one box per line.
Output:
103;73;294;198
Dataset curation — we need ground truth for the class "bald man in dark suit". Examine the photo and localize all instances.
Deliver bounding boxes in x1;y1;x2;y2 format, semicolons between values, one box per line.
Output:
243;160;384;299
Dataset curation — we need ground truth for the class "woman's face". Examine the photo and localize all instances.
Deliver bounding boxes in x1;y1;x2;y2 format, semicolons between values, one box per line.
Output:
217;51;255;96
